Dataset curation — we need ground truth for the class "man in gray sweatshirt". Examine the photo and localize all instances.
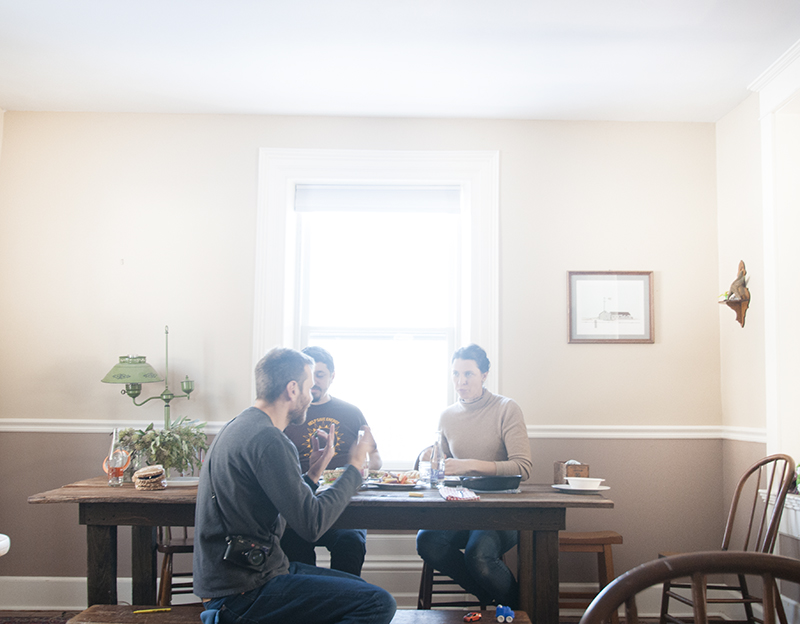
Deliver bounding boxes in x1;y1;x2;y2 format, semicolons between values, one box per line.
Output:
193;347;396;624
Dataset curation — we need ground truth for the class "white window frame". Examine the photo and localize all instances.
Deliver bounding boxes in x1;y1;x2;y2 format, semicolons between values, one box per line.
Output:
253;148;500;395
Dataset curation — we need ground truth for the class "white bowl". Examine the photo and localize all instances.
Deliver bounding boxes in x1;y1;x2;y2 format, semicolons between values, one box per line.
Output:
566;477;605;490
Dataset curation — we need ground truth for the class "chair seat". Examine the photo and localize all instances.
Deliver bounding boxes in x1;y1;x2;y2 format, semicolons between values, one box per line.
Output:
158;540;194;554
560;531;624;547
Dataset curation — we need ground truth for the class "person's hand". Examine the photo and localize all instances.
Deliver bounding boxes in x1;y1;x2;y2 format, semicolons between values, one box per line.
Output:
444;457;496;476
306;423;336;484
349;426;376;472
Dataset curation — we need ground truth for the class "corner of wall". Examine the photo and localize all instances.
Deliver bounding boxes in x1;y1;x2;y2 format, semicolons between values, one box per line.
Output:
715;92;767;434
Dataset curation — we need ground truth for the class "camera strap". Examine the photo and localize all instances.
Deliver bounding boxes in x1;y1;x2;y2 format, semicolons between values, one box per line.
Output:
205;418;280;545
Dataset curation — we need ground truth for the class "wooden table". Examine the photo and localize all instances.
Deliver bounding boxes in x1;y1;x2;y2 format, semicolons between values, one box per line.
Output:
29;478;612;624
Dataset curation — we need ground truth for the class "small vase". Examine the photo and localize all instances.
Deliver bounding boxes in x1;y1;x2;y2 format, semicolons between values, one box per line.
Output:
124;452;146;483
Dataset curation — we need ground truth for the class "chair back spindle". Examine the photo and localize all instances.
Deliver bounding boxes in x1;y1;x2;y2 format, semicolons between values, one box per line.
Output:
720;455;794;555
585;552;800;624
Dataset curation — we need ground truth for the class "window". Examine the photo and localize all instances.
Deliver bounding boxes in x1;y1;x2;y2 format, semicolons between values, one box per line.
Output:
254;149;499;467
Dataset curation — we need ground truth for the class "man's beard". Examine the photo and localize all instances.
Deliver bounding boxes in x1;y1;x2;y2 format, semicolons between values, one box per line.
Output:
288;392;311;426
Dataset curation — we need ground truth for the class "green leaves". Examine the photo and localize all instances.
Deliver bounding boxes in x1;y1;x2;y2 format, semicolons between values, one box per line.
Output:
118;416;208;476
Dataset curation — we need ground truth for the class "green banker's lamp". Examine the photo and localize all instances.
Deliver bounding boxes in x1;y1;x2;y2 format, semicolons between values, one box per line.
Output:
101;326;194;429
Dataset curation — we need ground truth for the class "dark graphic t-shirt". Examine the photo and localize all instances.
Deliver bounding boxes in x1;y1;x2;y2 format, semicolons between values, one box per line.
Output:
284;396;368;472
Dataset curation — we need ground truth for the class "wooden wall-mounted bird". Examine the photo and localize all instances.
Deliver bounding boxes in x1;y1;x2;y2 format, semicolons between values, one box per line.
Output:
722;260;750;327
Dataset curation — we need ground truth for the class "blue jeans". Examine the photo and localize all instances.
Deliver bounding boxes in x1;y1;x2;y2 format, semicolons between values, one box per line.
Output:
203;562;396;624
416;529;519;608
281;527;367;576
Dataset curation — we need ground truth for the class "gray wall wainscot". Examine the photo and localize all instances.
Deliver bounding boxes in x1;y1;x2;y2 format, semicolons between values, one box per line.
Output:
1;432;764;590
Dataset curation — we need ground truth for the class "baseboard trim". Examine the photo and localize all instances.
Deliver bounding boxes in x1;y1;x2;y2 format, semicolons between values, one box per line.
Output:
0;576;128;610
0;573;422;610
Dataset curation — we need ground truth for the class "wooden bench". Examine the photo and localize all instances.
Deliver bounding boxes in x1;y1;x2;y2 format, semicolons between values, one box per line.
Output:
68;604;532;624
68;606;204;624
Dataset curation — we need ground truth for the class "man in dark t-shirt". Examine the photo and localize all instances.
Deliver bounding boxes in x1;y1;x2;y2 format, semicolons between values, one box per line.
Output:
282;346;382;576
287;396;368;472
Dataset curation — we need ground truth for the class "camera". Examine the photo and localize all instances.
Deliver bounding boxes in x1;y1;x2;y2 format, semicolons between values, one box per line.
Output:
223;535;270;571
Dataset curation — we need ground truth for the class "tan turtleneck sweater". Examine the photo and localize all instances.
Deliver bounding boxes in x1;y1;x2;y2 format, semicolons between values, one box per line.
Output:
438;389;532;480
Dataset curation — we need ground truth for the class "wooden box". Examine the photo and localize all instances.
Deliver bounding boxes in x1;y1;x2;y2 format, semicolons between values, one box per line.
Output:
554;461;590;484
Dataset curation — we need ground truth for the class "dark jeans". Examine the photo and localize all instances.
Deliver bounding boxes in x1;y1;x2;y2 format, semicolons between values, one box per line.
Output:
416;529;519;608
281;526;367;577
203;561;395;624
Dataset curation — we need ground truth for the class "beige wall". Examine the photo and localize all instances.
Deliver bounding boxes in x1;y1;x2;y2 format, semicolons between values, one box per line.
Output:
716;93;767;433
0;111;741;602
773;110;800;463
715;84;800;465
0;113;720;429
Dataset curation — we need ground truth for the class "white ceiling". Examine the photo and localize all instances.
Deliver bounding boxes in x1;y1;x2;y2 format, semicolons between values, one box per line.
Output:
2;0;800;122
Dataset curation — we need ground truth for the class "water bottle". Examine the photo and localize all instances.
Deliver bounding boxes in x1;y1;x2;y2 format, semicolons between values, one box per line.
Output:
357;429;370;479
429;431;446;486
106;428;128;487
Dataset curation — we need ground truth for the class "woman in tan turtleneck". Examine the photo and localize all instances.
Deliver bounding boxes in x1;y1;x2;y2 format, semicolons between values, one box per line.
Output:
416;344;532;608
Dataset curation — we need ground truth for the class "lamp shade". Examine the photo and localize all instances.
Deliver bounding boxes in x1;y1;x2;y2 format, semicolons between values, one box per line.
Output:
101;355;163;384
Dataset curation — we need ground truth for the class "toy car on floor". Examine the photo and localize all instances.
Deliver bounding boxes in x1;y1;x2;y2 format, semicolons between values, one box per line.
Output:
495;605;514;622
463;613;481;622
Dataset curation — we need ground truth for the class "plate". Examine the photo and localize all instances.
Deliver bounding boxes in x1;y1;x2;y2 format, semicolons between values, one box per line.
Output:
166;477;200;487
552;484;610;495
374;482;420;490
321;468;346;486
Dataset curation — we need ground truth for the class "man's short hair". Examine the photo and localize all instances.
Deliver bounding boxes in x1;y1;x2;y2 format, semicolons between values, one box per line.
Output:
451;343;491;374
255;347;315;403
301;346;335;373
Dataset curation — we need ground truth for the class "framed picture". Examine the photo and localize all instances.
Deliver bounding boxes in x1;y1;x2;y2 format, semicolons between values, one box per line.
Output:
568;271;654;343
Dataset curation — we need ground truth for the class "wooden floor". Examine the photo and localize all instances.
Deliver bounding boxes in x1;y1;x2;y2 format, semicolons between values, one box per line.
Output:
0;612;611;623
0;614;681;624
0;613;81;619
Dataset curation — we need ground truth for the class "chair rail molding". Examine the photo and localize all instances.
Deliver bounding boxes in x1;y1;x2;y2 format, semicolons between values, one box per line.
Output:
0;419;766;443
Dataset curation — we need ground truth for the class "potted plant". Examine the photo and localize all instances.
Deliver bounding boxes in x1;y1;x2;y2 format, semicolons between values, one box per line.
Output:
119;416;208;478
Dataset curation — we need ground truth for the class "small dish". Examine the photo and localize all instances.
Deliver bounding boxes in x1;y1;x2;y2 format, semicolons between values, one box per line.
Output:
566;477;605;490
552;483;610;495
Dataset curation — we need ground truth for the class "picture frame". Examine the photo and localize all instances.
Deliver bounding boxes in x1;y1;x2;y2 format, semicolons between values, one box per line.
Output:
568;271;654;343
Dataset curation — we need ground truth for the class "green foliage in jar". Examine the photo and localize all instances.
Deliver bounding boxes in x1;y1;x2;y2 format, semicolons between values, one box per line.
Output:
118;416;208;476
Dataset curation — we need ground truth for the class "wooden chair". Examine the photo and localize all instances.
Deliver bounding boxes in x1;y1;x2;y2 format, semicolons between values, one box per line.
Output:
157;526;195;606
581;551;800;624
413;449;623;617
414;447;488;610
659;453;795;624
417;530;623;619
560;530;623;624
417;561;489;609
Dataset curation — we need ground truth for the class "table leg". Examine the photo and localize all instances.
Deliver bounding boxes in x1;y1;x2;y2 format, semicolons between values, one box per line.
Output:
518;530;534;617
132;525;158;605
87;525;117;605
532;529;560;624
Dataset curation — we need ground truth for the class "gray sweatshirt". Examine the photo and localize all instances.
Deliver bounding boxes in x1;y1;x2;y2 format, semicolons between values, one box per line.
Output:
193;406;362;599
